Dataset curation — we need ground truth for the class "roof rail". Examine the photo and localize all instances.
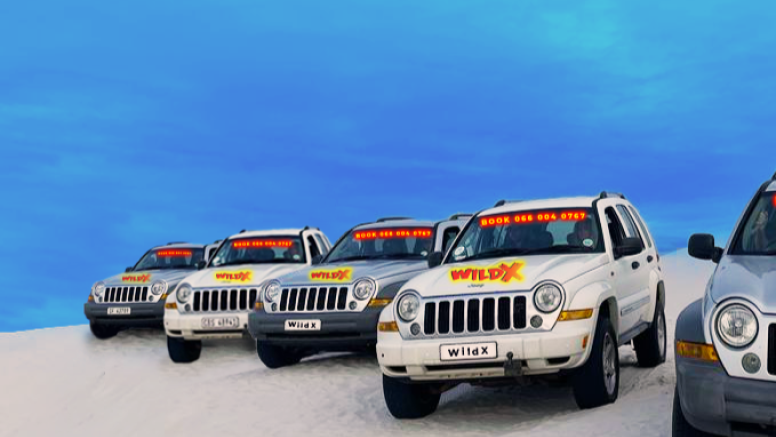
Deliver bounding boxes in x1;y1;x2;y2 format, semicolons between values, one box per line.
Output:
376;216;413;223
302;226;320;231
212;239;223;244
166;241;189;245
239;229;246;233
772;171;776;180
493;199;523;207
599;191;626;200
448;213;473;220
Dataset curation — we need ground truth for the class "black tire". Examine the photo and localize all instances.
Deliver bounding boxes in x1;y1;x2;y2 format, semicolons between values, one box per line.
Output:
572;312;619;409
256;341;303;369
167;336;202;363
634;301;667;367
382;374;441;419
90;322;120;339
672;387;716;436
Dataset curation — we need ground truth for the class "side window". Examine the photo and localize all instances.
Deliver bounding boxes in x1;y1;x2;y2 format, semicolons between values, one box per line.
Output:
313;233;329;255
442;226;460;253
604;207;627;248
306;236;321;258
628;206;653;248
616;205;645;248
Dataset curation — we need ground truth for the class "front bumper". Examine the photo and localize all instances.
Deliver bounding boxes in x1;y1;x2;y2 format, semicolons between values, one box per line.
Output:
164;310;251;340
377;319;594;382
676;355;776;436
83;301;164;327
248;307;383;352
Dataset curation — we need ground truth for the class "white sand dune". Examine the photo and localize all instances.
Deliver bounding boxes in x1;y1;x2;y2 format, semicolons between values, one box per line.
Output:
0;252;716;437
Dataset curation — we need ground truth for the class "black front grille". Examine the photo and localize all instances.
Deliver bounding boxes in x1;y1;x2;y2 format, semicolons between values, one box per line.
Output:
191;289;257;312
105;286;149;303
768;324;775;376
279;287;349;312
423;295;527;336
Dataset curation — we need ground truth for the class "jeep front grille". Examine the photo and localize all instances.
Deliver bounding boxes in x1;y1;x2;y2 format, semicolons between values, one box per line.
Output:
423;295;527;337
192;289;258;312
279;287;349;312
768;324;775;376
105;286;149;303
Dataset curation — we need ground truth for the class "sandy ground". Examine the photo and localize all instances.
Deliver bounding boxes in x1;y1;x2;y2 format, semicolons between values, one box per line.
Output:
0;251;716;437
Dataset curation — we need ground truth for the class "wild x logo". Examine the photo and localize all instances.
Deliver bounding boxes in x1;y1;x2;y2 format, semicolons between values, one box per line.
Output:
449;261;525;283
309;268;352;282
214;271;253;282
121;273;151;283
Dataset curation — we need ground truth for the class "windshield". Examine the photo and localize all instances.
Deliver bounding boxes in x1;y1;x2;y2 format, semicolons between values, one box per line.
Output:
134;248;205;271
325;227;434;263
446;208;604;263
732;192;776;255
209;236;306;267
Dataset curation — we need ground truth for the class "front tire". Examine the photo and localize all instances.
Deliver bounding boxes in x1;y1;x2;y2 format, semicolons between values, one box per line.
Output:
572;313;619;409
90;322;120;339
634;301;667;367
256;341;303;369
382;374;441;419
167;336;202;363
672;387;716;436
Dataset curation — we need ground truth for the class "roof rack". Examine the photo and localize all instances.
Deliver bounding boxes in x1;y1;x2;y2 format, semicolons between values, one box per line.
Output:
493;199;523;207
212;239;223;244
302;226;320;231
376;217;413;223
166;241;189;245
599;192;626;200
239;229;246;233
448;213;473;220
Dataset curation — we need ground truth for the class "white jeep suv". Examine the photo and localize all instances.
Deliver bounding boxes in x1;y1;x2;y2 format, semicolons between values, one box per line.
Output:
377;194;667;418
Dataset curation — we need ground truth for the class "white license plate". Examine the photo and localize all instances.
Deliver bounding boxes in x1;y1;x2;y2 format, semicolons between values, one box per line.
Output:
440;342;498;361
201;317;240;329
284;319;321;331
107;307;131;315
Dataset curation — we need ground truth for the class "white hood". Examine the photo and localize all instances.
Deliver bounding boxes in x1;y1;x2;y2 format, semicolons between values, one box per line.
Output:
181;263;307;289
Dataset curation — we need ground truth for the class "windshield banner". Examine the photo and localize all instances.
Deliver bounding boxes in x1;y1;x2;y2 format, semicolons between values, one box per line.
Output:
232;239;294;248
309;267;353;282
448;261;525;283
156;249;192;257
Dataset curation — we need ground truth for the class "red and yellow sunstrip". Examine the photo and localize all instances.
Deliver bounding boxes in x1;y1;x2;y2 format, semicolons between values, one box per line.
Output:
309;267;353;282
232;239;294;249
121;273;152;283
449;261;525;283
156;249;192;257
214;271;253;283
480;211;588;228
354;228;432;240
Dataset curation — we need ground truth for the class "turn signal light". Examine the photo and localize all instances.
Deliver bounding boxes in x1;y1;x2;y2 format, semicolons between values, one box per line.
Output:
254;301;264;311
368;298;393;308
160;293;168;300
558;309;594;321
676;341;719;362
88;295;94;302
378;321;399;332
165;302;178;310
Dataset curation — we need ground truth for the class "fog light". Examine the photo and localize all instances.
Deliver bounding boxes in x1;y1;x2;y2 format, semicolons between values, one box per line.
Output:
349;301;357;310
742;353;761;374
272;303;277;311
410;323;421;335
184;304;191;312
148;296;153;302
530;315;543;328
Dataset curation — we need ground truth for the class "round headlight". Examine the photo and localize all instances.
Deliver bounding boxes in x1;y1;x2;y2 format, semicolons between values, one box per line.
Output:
534;283;562;313
93;282;106;297
717;304;758;348
151;280;168;296
177;283;193;303
353;278;376;301
264;281;281;303
397;293;421;322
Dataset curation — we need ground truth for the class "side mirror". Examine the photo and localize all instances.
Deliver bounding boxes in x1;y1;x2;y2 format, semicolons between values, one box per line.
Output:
125;267;134;272
427;251;443;268
311;255;323;265
197;261;207;270
614;237;642;258
688;233;723;263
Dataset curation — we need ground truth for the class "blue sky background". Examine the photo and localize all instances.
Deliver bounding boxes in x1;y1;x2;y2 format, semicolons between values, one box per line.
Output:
1;0;774;332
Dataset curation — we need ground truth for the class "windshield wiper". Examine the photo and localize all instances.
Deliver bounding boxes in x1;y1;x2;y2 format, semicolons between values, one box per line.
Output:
215;260;256;267
458;248;532;262
372;253;425;260
518;245;593;255
326;255;373;263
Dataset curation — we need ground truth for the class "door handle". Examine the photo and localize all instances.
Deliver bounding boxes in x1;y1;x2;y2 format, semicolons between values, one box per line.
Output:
647;255;654;263
632;261;640;270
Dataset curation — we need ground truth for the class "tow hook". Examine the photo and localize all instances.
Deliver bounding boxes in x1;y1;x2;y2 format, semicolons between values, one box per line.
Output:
504;352;523;377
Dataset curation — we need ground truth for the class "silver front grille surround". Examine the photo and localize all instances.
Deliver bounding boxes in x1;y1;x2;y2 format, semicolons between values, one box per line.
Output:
101;286;151;303
277;286;352;313
191;288;258;312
